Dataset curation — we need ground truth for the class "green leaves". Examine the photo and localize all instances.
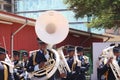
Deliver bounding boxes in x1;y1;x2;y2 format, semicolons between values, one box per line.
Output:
64;0;120;29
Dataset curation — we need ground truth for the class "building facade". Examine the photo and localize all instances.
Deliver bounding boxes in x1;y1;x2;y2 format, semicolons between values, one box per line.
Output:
0;0;14;12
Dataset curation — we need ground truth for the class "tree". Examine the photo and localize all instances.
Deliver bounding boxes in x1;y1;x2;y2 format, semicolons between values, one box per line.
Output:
64;0;120;29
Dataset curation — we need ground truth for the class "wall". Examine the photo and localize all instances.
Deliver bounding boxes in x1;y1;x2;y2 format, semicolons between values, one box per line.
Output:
0;23;38;55
0;22;103;56
57;33;103;48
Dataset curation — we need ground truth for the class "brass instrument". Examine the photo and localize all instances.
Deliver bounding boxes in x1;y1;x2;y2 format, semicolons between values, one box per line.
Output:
102;46;120;80
57;46;71;78
4;54;14;74
72;47;81;72
30;10;69;80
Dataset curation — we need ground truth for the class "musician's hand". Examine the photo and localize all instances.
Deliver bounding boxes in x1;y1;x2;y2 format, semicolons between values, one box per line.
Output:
77;60;81;67
106;57;113;66
39;62;45;68
60;73;67;78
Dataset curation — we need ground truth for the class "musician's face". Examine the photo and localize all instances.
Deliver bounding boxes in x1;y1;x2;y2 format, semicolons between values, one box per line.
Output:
69;51;74;57
0;54;6;61
114;52;120;57
78;51;83;56
39;43;48;51
23;56;28;61
14;55;19;60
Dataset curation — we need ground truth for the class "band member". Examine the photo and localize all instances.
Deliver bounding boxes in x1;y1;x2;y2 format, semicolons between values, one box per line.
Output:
13;50;25;80
98;46;120;80
97;43;116;80
27;38;55;80
19;51;30;80
76;46;90;80
66;45;77;80
0;47;13;80
22;52;29;69
13;50;20;66
97;55;106;80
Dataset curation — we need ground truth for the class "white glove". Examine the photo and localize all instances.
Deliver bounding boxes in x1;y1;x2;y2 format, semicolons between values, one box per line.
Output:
34;64;39;71
77;60;81;67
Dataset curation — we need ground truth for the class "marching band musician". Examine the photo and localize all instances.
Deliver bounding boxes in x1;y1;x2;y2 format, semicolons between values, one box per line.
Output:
97;55;106;80
27;38;55;80
13;50;20;66
97;43;116;80
76;46;90;80
98;46;120;80
66;45;77;80
20;52;30;80
13;50;23;80
22;52;29;69
0;47;13;80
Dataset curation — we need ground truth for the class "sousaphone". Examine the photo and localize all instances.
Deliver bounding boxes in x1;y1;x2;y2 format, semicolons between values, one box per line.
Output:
32;11;69;80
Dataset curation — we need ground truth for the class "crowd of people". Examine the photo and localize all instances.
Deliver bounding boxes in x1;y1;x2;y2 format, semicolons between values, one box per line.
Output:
0;38;120;80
